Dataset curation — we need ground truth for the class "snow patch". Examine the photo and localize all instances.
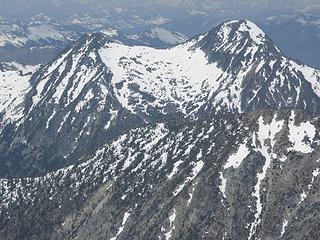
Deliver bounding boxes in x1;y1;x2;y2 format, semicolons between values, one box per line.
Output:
219;172;227;199
167;160;183;180
280;219;288;237
224;140;250;169
173;161;204;196
164;209;176;240
110;211;130;240
288;111;316;153
248;115;284;239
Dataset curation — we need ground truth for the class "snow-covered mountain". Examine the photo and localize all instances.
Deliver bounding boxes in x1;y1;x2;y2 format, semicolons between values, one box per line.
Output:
129;27;188;48
1;109;320;239
0;16;83;65
1;19;320;177
1;18;320;239
30;19;320;119
0;23;75;49
0;15;191;65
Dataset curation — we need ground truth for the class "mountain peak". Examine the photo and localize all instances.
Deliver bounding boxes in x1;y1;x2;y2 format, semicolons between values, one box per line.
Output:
197;19;270;55
196;19;280;69
215;19;266;45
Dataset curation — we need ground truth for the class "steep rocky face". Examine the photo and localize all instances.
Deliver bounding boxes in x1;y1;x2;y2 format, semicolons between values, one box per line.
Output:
197;20;320;115
0;34;146;177
1;110;320;239
1;19;320;178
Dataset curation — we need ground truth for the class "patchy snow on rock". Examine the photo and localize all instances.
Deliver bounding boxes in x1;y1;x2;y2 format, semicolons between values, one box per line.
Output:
288;111;316;153
187;182;198;207
312;168;320;180
46;110;56;129
299;168;320;205
164;209;176;240
249;115;284;239
239;20;266;45
219;172;227;199
104;110;119;131
99;40;224;116
299;191;308;204
58;111;71;133
290;59;320;98
280;219;288;237
167;160;184;180
31;50;70;107
224;140;250;169
309;168;320;190
110;211;131;240
256;115;284;148
173;160;204;196
190;161;205;178
75;89;95;112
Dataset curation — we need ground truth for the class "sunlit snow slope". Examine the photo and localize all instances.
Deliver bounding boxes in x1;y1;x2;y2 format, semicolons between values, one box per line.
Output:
0;63;38;124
